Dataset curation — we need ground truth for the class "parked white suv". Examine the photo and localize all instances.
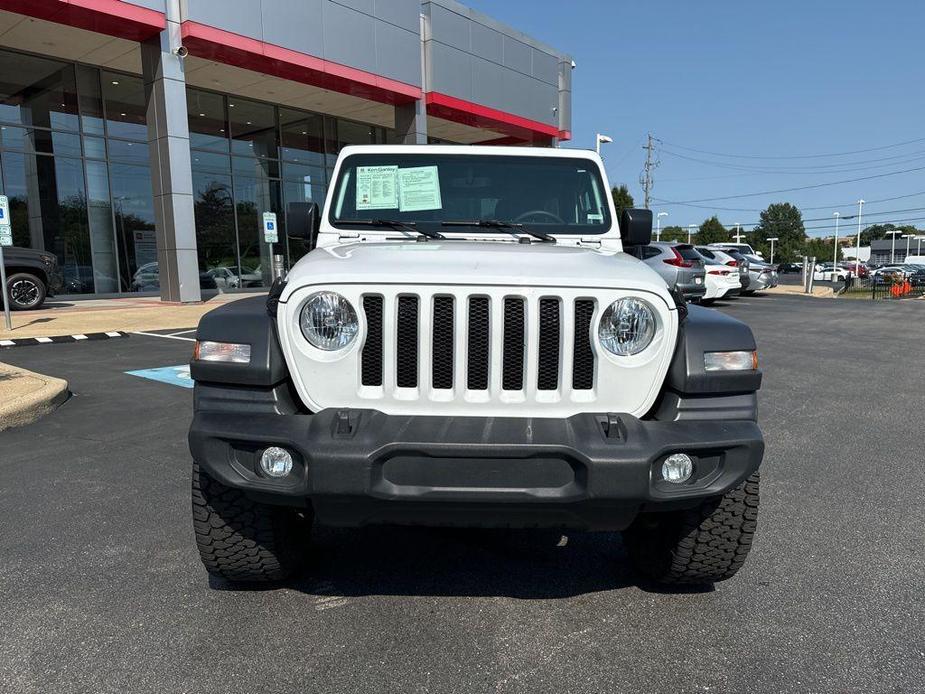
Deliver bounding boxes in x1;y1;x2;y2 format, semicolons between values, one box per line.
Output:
188;146;764;588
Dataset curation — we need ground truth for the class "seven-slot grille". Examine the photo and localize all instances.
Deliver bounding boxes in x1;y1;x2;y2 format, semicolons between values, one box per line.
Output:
361;293;595;393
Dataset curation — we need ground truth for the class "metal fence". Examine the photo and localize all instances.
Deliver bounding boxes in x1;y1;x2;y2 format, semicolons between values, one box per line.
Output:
839;276;925;300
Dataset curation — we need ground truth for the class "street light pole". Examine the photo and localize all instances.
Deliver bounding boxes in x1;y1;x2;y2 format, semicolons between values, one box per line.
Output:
595;133;612;155
833;212;840;272
855;200;864;277
903;233;913;262
733;223;744;243
767;237;779;264
687;224;696;244
656;212;668;242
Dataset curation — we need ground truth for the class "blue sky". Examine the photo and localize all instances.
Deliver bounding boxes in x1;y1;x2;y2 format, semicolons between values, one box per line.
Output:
465;0;925;237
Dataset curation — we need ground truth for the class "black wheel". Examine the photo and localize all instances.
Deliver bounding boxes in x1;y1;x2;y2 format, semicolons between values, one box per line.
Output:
191;462;310;583
623;472;759;585
700;298;715;306
6;272;46;310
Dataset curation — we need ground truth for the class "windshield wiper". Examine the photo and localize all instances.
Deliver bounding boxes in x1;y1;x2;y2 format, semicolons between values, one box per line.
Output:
340;219;444;240
441;219;556;243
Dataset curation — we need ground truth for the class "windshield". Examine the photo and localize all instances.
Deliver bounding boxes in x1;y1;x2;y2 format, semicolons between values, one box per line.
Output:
329;153;611;235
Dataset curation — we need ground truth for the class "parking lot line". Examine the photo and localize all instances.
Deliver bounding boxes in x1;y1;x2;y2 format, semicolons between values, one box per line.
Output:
132;330;196;342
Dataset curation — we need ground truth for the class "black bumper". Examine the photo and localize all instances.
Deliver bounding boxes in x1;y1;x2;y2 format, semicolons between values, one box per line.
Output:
189;409;763;531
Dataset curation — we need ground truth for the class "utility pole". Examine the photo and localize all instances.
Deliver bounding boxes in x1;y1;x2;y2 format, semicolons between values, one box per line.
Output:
855;199;864;277
833;212;840;273
640;133;658;209
687;224;696;244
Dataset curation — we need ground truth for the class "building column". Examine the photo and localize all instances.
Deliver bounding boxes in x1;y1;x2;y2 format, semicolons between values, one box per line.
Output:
141;2;200;303
395;99;428;144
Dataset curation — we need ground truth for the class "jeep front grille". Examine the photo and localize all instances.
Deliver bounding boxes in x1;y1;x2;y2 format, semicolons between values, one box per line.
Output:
360;292;595;393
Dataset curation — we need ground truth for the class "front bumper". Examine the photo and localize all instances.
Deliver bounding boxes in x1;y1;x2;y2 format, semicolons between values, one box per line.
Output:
189;409;763;531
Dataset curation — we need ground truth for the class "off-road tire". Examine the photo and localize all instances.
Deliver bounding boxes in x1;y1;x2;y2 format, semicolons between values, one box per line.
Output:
192;462;309;583
623;472;759;585
6;272;46;310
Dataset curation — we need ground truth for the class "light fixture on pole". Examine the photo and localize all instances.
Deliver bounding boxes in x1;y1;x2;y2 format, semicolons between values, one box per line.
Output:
687;224;696;244
766;237;779;264
595;133;612;155
833;212;840;272
886;229;902;264
855;200;864;277
656;212;668;241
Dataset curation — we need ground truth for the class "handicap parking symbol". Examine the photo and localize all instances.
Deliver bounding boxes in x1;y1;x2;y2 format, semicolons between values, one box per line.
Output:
125;364;193;389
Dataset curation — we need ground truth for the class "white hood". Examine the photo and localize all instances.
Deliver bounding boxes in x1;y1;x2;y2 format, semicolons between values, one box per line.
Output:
280;241;675;307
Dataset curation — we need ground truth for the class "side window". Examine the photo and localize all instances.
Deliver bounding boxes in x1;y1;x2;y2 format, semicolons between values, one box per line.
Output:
644;247;661;259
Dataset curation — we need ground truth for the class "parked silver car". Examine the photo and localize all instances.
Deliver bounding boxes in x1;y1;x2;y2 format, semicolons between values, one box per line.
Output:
627;242;706;300
742;254;779;292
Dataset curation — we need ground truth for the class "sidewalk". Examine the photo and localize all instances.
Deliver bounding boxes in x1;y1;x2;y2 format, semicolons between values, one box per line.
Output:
0;362;68;431
0;292;262;341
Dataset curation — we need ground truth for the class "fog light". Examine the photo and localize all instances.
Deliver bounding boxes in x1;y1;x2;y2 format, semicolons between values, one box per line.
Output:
259;447;293;478
661;453;693;483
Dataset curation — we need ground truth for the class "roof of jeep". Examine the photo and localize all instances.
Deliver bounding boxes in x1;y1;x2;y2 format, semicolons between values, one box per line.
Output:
335;144;602;160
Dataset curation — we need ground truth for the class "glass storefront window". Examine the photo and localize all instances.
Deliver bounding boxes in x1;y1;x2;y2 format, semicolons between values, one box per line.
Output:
84;159;119;293
101;72;147;141
192;166;237;280
77;65;105;136
83;136;106;160
187;89;228;152
108;139;149;165
234;175;283;288
110;163;157;292
280;109;325;168
228;97;277;159
0;52;79;131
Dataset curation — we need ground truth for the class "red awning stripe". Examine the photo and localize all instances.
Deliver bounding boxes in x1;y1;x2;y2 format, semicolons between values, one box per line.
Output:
0;0;165;41
425;91;561;141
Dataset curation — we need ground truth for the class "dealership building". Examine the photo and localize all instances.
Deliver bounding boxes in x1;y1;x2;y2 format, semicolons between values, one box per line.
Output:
0;0;572;301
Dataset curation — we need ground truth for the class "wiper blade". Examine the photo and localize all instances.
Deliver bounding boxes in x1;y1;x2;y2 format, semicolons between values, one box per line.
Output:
441;219;556;243
341;219;444;240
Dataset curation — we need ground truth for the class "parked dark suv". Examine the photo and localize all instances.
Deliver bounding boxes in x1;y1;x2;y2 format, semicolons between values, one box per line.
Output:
628;242;707;300
2;246;63;310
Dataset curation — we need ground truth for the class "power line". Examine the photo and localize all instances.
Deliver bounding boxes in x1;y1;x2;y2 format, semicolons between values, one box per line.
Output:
659;147;925;175
658;136;925;161
653;189;925;213
657;164;925;204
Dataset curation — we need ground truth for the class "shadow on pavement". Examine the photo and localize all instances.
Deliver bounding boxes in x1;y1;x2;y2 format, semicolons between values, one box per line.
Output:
207;525;715;599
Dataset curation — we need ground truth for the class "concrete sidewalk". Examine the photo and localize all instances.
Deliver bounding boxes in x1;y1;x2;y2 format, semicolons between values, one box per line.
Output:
0;292;261;340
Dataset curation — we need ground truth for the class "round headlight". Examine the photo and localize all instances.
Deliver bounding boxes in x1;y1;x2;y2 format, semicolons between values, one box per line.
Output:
598;298;657;356
299;292;358;350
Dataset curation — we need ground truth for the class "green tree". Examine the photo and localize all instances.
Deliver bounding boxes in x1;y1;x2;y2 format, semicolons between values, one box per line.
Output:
657;225;688;243
747;202;805;262
610;184;635;219
697;215;727;245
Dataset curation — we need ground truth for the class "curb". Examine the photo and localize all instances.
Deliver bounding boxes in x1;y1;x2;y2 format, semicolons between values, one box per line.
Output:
0;331;128;349
0;362;69;431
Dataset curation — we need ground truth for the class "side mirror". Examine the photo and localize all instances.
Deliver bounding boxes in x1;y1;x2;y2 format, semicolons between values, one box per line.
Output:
620;208;653;247
287;202;321;249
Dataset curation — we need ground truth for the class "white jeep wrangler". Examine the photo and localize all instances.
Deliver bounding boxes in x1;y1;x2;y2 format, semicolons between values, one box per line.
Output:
189;145;763;586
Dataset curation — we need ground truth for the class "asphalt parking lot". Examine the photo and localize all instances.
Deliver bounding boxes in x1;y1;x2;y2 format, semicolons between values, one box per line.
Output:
1;295;923;694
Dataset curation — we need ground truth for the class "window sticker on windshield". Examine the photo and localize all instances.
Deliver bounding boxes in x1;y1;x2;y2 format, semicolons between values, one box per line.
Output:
398;166;442;212
587;213;604;223
356;165;398;210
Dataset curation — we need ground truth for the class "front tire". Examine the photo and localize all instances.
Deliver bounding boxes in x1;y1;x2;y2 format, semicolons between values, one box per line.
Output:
192;462;309;583
6;272;46;310
623;472;759;585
